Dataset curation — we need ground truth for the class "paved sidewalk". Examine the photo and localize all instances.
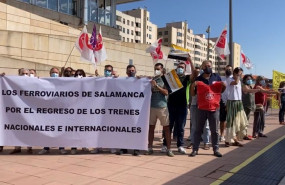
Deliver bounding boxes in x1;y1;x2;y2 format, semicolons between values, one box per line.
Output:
0;109;284;185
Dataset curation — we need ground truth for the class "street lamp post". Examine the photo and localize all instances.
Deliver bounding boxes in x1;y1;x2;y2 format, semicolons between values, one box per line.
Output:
229;0;233;67
206;25;210;60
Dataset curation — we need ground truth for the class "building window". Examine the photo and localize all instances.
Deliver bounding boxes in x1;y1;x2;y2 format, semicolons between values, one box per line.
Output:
123;37;125;42
127;38;129;42
164;31;168;35
127;29;129;34
123;28;125;33
131;30;134;35
177;32;182;37
123;18;125;24
131;39;133;42
149;34;152;39
158;32;162;36
136;31;141;36
164;38;168;42
149;26;152;31
127;20;130;25
177;39;182;43
131;21;134;26
136;22;141;28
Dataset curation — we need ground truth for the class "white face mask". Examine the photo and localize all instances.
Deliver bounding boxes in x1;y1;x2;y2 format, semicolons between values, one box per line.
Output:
23;74;29;77
30;74;35;78
76;75;83;78
155;70;161;76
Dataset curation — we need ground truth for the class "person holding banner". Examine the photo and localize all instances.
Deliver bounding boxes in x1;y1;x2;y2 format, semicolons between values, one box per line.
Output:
116;64;140;156
145;63;174;157
189;60;226;157
164;56;194;154
38;67;68;155
278;81;285;125
253;76;278;138
10;68;33;154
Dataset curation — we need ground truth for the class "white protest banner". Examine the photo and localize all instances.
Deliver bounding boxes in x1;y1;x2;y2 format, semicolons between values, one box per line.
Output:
164;69;183;93
0;76;151;150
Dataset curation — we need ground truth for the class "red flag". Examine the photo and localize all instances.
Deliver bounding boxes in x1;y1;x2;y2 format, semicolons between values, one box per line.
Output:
215;25;230;60
146;38;165;62
75;26;96;66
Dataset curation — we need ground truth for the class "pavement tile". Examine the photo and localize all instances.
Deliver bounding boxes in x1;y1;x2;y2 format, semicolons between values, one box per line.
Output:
85;179;126;185
8;175;52;185
39;170;97;185
107;173;158;185
123;167;178;179
0;170;27;183
139;162;191;174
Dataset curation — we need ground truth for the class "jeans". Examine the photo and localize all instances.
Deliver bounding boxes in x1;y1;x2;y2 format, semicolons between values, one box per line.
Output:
190;105;210;144
279;102;285;122
163;105;188;147
193;109;219;152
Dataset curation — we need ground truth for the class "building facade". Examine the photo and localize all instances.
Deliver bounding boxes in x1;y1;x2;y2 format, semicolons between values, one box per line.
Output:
0;1;174;77
158;21;217;70
118;8;157;44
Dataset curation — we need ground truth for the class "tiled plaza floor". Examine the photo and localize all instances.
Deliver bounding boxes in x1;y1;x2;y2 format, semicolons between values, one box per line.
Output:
0;109;284;185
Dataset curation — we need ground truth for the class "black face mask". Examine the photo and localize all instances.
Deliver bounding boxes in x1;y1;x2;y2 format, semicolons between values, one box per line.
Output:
225;70;232;76
203;67;212;74
128;72;136;77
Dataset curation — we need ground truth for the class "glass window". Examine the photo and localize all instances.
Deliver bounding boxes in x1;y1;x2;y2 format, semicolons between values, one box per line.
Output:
59;0;73;14
48;0;58;11
123;28;125;33
36;0;47;8
149;34;152;39
158;32;162;36
127;38;129;42
127;29;129;34
164;31;168;35
90;0;98;22
18;0;30;3
131;21;134;26
127;20;130;25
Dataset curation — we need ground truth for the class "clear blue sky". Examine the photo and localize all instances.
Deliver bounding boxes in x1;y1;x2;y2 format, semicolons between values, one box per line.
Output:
118;0;285;78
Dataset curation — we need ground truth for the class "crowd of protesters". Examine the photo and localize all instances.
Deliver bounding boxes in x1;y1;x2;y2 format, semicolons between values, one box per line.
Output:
0;56;284;158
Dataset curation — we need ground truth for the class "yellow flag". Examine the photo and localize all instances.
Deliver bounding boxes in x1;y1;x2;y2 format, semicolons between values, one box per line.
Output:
272;70;285;108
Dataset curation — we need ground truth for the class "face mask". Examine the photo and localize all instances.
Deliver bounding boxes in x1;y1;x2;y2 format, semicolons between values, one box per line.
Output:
154;70;161;76
76;75;83;78
23;74;29;77
128;72;136;77
246;79;253;85
51;73;59;78
30;74;35;78
203;67;212;74
260;80;266;86
104;70;112;77
64;71;71;77
176;68;184;75
225;70;232;77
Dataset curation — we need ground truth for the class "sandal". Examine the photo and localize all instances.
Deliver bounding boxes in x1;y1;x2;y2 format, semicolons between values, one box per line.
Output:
233;141;243;147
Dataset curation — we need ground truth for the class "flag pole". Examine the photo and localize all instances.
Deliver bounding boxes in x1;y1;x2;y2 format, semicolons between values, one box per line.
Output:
63;45;75;67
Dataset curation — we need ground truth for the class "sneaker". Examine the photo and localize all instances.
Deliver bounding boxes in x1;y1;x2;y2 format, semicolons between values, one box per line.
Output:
71;149;77;155
220;136;225;142
110;148;117;154
161;145;167;153
82;147;89;152
166;150;174;157
59;149;67;155
27;148;33;154
10;148;21;154
214;151;223;157
0;146;3;152
145;148;154;155
38;149;49;155
203;144;210;150
90;148;100;154
178;146;186;154
133;150;140;156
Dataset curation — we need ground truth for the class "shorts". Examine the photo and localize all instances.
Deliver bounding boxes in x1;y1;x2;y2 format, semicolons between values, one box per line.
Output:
220;101;227;122
149;107;169;126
